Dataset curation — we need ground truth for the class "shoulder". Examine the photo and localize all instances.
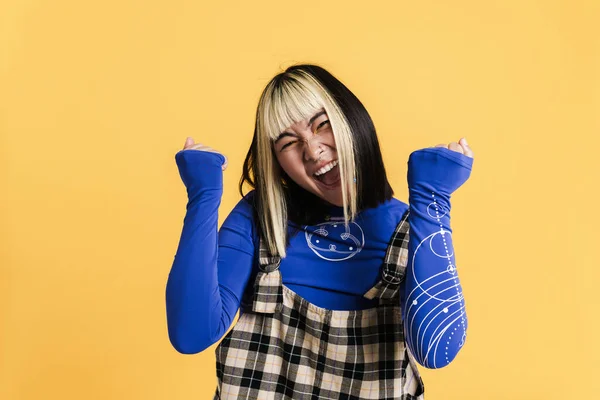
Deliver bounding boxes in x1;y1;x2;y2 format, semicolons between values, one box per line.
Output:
360;197;408;220
382;197;409;226
225;190;257;222
352;197;409;235
387;197;409;213
222;190;258;239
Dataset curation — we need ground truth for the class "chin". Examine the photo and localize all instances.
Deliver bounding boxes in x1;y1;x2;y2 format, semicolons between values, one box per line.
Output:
303;180;343;207
321;192;343;207
329;198;343;207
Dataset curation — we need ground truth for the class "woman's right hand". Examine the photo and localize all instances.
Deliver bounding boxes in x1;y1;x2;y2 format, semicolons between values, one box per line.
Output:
182;137;228;171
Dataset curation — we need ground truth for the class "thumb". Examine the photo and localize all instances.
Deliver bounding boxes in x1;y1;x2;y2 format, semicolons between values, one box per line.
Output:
183;137;194;149
459;137;474;157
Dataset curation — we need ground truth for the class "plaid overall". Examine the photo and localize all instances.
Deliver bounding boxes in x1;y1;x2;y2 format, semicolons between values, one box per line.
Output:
214;210;425;399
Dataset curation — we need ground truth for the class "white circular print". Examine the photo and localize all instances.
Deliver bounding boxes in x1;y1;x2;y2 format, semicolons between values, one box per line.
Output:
304;218;365;261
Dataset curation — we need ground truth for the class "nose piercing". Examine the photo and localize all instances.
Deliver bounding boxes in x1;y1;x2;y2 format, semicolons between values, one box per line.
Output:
316;147;324;161
305;136;323;161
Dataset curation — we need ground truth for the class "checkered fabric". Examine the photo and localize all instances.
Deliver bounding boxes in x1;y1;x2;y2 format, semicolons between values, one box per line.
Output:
251;241;284;314
214;209;424;399
363;209;410;303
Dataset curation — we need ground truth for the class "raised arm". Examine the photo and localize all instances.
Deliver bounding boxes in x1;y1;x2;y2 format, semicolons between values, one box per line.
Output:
165;148;257;354
401;145;474;369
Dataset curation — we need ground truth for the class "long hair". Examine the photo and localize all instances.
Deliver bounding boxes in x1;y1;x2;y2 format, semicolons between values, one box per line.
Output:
240;64;393;257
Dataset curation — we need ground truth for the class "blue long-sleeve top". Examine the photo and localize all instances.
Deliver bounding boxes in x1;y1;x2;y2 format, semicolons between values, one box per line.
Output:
165;147;473;369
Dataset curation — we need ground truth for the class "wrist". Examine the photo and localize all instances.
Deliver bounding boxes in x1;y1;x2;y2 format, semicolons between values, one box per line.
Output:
407;148;473;195
176;150;225;193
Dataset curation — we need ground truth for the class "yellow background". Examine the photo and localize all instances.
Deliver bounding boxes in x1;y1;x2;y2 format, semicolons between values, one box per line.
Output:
1;0;598;399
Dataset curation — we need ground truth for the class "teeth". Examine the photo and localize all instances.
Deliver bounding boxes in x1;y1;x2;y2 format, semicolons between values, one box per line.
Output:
314;160;338;176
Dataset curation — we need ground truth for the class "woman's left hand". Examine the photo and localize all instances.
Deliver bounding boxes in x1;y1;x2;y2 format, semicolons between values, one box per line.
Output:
431;138;474;158
408;137;474;195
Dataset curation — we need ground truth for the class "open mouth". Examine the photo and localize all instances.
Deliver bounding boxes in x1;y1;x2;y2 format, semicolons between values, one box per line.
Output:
313;161;340;188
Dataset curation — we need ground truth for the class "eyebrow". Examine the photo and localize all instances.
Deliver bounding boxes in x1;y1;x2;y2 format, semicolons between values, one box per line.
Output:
274;110;327;144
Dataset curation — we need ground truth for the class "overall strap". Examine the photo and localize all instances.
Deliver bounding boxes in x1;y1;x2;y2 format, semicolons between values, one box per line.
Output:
363;209;411;304
250;236;283;314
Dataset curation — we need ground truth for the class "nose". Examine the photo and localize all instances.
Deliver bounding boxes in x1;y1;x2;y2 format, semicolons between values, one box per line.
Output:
303;135;323;162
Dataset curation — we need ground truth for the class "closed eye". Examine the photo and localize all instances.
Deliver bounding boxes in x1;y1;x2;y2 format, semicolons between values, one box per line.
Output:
280;141;296;151
315;120;329;132
278;120;329;151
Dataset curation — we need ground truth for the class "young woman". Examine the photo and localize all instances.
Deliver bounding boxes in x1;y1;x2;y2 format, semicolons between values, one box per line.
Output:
166;64;474;399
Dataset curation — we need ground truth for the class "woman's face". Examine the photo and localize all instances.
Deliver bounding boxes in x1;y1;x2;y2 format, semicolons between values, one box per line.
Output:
272;109;342;207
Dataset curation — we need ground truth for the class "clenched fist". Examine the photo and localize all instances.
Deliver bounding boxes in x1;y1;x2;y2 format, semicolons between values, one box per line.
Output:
431;137;474;158
182;137;228;171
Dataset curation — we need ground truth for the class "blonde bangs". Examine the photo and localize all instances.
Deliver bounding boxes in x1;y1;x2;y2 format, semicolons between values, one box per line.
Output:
263;78;325;141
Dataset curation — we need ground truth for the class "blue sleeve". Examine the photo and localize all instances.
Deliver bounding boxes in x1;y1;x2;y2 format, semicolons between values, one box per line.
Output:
401;147;473;369
165;149;257;354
